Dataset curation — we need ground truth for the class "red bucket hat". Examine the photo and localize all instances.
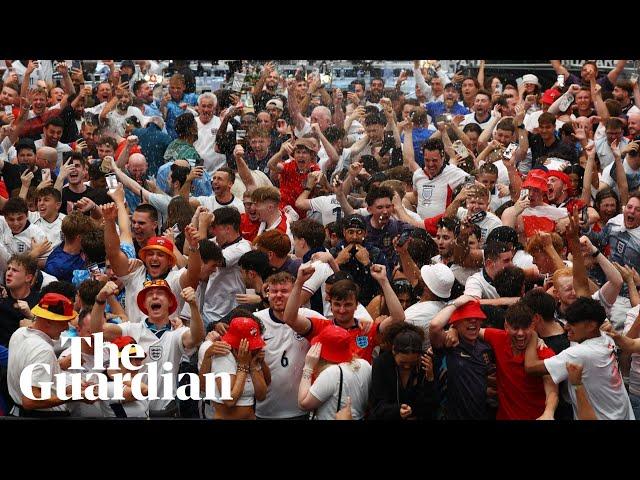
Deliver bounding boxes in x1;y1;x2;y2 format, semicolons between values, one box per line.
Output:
222;317;265;351
136;279;178;316
311;325;353;364
139;236;176;266
450;300;487;323
522;171;548;192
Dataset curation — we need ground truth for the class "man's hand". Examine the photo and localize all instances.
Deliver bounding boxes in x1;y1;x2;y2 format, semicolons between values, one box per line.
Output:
305;170;323;190
235;293;262;304
335;244;354;265
400;403;413;420
348;161;364;178
279;139;294;157
187;166;205;182
613;262;636;285
74;139;88;153
568;84;581;95
304;342;322;370
444;327;460;348
30;238;52;257
421;353;434;381
14;300;33;319
20;169;34;188
514;196;530;215
370;264;387;283
75;197;97;213
354;244;371;265
180;287;197;305
233;144;245;158
97;281;119;303
514;103;525;126
58;159;73;180
206;339;231;357
100;202;119;222
296;264;316;284
184;224;200;250
214;323;229;336
107;183;125;204
311;251;335;264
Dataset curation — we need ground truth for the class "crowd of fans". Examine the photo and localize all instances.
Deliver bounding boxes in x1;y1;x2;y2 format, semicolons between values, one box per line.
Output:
1;58;639;420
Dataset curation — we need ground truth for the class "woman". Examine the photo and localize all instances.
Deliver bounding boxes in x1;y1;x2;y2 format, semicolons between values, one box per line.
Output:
204;317;270;420
298;325;371;420
100;335;149;418
367;279;415;319
593;188;621;232
369;323;437;420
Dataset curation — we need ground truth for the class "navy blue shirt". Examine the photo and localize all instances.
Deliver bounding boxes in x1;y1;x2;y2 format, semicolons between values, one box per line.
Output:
434;337;492;420
365;216;409;267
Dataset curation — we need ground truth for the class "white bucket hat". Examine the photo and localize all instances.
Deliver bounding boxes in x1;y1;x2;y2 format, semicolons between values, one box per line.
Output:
522;74;540;87
420;264;455;299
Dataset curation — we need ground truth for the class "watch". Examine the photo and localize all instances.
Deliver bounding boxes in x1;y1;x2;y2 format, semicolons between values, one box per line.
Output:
591;249;601;258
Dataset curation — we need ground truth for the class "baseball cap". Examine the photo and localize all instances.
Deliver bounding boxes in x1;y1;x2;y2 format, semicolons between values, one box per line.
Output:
294;137;317;152
522;74;540;87
444;82;458;91
265;98;283;111
31;293;78;322
136;279;178;316
522;171;548;191
139;236;176;266
420;264;454;299
15;137;36;154
222;317;265;351
541;88;561;105
450;300;486;323
111;336;146;359
342;214;366;231
311;325;353;363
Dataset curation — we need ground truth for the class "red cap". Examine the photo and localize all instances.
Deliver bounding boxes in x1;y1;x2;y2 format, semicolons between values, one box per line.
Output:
311;325;353;363
222;317;265;351
139;236;176;266
111;336;146;358
136;279;178;316
522;171;548;191
450;300;487;323
546;170;574;196
541;88;561;105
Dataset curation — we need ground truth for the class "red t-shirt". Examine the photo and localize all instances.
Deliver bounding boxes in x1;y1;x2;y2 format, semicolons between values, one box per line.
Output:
306;317;380;364
483;328;555;420
240;213;260;242
0;179;8;199
278;160;319;216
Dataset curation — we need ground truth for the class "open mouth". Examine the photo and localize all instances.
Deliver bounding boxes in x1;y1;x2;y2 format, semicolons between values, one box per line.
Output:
149;302;162;313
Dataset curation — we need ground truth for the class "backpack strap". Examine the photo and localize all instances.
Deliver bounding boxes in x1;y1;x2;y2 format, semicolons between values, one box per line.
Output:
336;365;344;413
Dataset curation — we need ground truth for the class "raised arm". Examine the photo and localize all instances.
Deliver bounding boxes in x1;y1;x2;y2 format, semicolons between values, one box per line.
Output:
178;225;203;290
580;235;622;305
391;192;424;229
566;211;590;298
550;60;570;78
267;141;291;181
612;140;629;206
607;60;627;85
401;121;419;172
370;264;405;332
233;145;256;192
100;202;131;277
287;85;307;132
311;123;339;167
429;295;475;349
295;171;323;213
180;287;205;350
251;62;273;99
112;161;153;203
282;264;315;335
90;281;123;341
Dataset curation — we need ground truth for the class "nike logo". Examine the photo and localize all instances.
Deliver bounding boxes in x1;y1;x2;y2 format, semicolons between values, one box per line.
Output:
263;337;274;341
460;353;471;358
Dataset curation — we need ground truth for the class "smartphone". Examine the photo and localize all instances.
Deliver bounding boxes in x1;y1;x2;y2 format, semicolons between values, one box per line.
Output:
468;211;487;224
106;174;118;190
519;188;529;200
4;105;12;115
557;74;565;88
186;158;197;168
580;206;589;224
231;72;246;93
236;129;247;143
464;174;476;186
503;142;518;160
72;60;82;70
397;229;412;247
171;223;182;237
88;263;102;275
41;168;51;182
453;140;470;159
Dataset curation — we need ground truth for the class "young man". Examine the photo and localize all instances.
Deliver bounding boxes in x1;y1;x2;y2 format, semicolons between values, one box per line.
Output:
284;262;405;364
29;187;65;257
44;212;94;283
0;197;49;267
444;184;502;245
191;167;245;213
101;202;202;324
480;302;558;420
0;255;40;347
58;153;96;215
239;190;261;242
463;241;514;302
251;186;293;244
429;296;493;420
99;86;145;138
163;73;199;140
253;229;301;277
201;207;252;328
91;280;205;417
524;297;634;420
460;90;494;130
34;117;72;168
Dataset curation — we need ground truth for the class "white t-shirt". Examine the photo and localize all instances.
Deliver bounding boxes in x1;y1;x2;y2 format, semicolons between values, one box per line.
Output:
253;307;324;419
119;322;194;411
210;352;255;407
34;139;71;169
464;270;499;299
119;264;183;324
308;194;342;226
308;360;372;420
194;194;245;214
601;157;640;195
459;112;495;131
195;116;233;173
544;332;634;420
413;165;467;219
330;147;353;174
456;207;502;245
99;381;150;418
624;304;640;396
7;327;67;413
105;106;145;137
404;300;445;349
27;212;65;255
202;237;252;326
0;217;48;259
59;347;109;418
257;214;293;247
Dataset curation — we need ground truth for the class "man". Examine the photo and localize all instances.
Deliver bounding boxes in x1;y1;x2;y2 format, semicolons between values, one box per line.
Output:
524;297;634;420
132;116;172;177
101;202;202;324
99;86;145;138
0;197;49;266
595;118;629;170
551;60;627;94
404;263;455;345
366;77;385;105
34;117;71;168
7;292;95;417
429;296;493;420
464;241;514;301
284;262;405;364
163;112;202;167
424;83;470;121
201;207;252;328
194;92;232;174
444;184;502;245
460;77;480;109
251;186;293;243
403;134;467;219
295;170;342;226
91;280;205;417
0;255;40;347
58;153;97;215
524;112;577;167
460;90;494;130
44;212;94;283
163;73;199;140
191;167;244;213
239;190;261;242
29;187;65;258
251;61;287;115
601;140;640;196
236;250;271;313
479;302;558;420
329;214;387;306
132;80;162;118
253;229;301;277
130;204;160;253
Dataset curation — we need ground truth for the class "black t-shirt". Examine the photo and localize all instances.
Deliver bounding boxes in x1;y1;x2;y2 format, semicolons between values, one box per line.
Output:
61;185;100;214
528;132;578;167
253;92;288;120
0;289;40;347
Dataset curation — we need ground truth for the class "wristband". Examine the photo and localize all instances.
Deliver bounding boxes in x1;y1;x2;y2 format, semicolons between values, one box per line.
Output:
591;250;601;258
95;299;106;305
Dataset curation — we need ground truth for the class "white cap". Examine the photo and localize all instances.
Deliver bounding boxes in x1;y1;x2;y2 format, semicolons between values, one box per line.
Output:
420;264;454;299
522;74;540;87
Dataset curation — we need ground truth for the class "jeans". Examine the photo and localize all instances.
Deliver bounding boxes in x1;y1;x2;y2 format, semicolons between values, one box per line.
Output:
629;393;640;421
